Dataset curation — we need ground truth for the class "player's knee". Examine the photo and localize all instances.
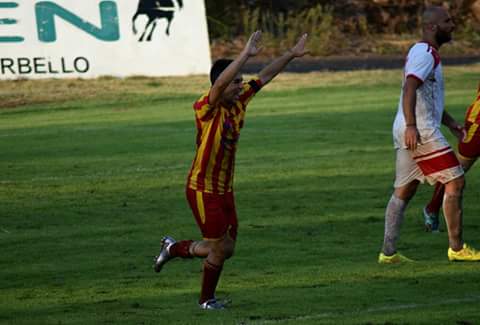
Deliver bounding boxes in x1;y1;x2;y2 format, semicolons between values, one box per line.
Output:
445;176;465;195
224;242;235;260
210;240;227;261
224;247;234;259
394;181;419;202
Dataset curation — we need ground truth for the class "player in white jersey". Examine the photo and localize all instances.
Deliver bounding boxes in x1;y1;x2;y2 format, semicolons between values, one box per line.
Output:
378;5;480;263
392;41;461;187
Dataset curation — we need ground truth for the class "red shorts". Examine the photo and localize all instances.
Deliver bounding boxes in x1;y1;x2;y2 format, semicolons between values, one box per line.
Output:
186;187;238;241
458;121;480;160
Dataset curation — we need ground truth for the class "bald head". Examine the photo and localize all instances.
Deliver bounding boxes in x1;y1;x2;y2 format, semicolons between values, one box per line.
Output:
421;5;454;48
422;6;448;27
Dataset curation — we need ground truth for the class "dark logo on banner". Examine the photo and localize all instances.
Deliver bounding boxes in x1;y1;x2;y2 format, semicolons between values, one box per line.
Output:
132;0;183;42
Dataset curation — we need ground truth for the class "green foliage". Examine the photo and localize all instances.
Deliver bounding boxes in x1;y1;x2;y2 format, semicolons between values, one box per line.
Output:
1;66;480;324
357;15;370;37
205;1;480;57
455;18;480;47
240;5;343;56
285;5;343;56
206;15;232;41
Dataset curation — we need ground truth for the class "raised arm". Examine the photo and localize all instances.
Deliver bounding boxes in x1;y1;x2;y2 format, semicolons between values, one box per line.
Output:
258;33;309;86
209;31;262;107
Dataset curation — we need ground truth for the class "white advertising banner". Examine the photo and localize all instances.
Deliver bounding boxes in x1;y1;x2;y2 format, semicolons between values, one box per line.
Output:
0;0;211;79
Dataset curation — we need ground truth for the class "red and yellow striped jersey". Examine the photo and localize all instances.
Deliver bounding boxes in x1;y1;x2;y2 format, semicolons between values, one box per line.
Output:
465;83;480;124
463;83;480;143
187;78;262;194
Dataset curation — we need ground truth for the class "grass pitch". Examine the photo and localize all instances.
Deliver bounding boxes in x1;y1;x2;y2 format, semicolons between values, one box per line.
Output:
1;65;480;324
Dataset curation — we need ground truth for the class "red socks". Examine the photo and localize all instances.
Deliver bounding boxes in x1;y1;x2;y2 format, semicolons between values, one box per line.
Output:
426;182;445;215
169;240;194;258
199;260;223;304
168;241;224;304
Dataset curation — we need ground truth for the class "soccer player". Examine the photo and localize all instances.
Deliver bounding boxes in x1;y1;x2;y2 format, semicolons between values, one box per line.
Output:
422;83;480;231
378;6;480;264
153;31;309;309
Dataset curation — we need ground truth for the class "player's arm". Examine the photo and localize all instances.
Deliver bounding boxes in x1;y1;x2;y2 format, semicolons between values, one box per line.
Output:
442;110;465;141
258;34;308;86
209;31;262;107
402;76;422;150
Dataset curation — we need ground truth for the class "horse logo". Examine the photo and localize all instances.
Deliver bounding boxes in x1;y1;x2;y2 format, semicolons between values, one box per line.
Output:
132;0;183;41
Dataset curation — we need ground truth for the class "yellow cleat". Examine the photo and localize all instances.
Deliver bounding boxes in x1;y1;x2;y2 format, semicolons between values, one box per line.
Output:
448;243;480;262
378;252;414;264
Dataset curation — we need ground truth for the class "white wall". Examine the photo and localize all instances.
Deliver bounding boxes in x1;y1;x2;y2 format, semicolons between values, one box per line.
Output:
0;0;211;79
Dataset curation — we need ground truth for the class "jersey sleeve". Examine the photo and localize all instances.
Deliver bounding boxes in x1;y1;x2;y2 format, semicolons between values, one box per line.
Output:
238;78;263;108
404;46;435;84
193;92;217;121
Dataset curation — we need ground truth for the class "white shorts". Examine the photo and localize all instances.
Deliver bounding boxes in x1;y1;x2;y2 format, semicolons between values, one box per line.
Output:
394;135;464;188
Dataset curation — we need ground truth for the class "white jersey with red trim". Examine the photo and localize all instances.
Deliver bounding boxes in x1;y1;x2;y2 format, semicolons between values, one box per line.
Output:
393;42;444;149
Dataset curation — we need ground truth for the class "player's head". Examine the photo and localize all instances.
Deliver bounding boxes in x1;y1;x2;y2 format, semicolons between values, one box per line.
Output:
210;58;244;104
210;59;234;85
422;6;455;46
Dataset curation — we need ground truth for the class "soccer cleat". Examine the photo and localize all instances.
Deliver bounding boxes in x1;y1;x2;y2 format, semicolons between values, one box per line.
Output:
199;298;226;310
423;206;440;232
153;236;176;273
378;252;414;264
448;243;480;262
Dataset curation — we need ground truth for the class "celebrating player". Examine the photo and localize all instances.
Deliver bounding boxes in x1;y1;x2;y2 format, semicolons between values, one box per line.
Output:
422;83;480;231
378;6;480;263
153;31;309;309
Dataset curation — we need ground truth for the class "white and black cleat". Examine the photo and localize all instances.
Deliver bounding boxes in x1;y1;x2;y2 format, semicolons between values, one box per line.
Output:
199;298;226;310
153;236;176;273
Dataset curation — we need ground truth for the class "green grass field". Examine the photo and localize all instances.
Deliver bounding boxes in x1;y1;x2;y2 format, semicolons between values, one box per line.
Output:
1;65;480;324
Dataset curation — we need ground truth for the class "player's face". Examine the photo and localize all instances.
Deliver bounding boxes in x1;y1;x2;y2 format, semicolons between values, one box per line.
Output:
434;11;455;45
223;74;243;105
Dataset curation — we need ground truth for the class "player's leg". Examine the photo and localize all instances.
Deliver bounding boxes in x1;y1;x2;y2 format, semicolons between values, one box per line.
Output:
379;148;420;263
153;236;191;273
412;137;480;261
423;182;444;231
442;175;464;251
153;236;226;272
422;159;474;232
199;234;235;307
444;155;478;238
442;174;480;261
380;180;418;259
423;138;479;231
418;142;459;233
170;230;235;259
155;188;237;307
442;159;480;261
198;191;237;308
184;188;237;308
155;237;235;306
154;188;227;270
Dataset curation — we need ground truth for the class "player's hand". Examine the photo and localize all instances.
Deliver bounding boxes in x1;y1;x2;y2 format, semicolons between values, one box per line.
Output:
289;33;309;57
449;124;466;142
404;125;420;150
243;30;262;57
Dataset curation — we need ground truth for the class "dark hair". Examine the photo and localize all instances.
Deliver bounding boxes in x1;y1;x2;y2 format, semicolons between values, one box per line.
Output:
210;59;234;85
